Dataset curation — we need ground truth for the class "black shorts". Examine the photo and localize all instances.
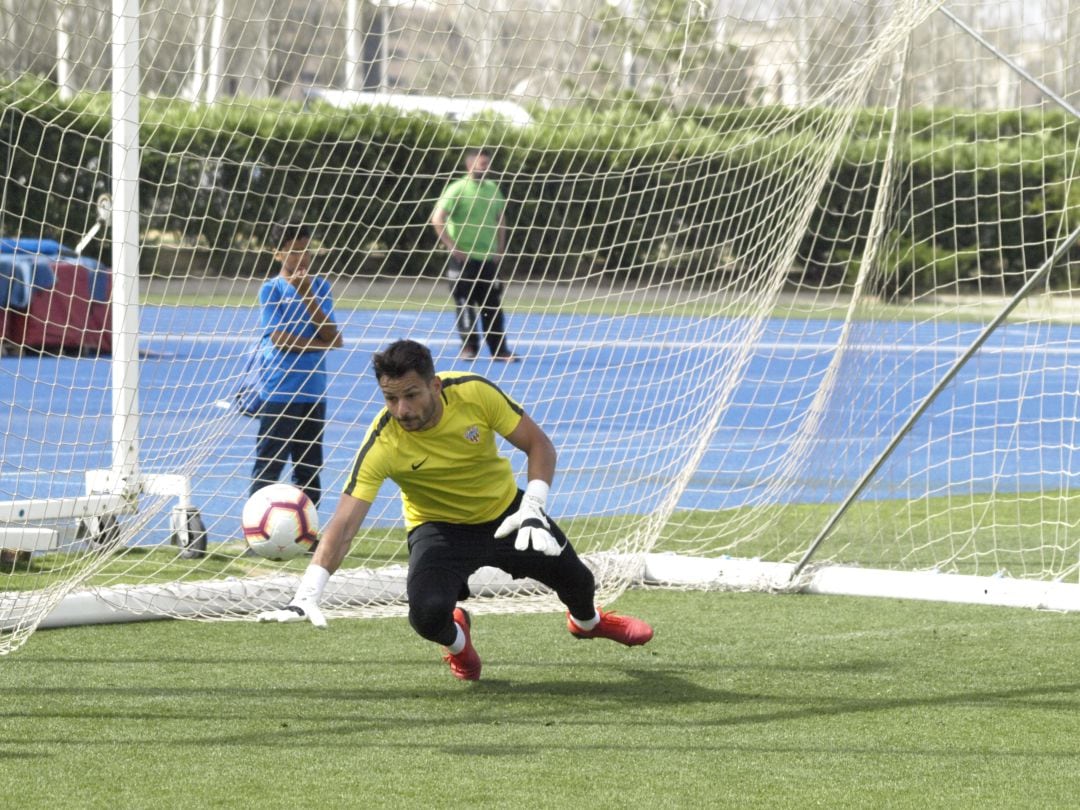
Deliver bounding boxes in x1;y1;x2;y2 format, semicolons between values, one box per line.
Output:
405;491;594;612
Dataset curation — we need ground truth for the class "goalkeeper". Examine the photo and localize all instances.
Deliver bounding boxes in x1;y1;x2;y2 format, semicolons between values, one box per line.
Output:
259;338;653;680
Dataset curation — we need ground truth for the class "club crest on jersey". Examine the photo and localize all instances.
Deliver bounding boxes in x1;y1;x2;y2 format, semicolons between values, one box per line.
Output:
464;425;481;443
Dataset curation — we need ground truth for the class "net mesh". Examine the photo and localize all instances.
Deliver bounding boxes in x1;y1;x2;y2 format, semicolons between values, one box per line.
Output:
3;0;1080;653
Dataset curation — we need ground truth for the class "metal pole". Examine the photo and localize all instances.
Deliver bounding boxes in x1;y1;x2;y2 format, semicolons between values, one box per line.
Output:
379;3;389;93
939;5;1080;121
111;0;141;493
346;0;359;92
207;0;224;103
789;3;1080;582
56;7;72;101
190;7;207;101
791;223;1080;581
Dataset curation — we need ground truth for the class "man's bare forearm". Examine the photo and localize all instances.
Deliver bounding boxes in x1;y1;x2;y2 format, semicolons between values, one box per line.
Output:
270;331;343;352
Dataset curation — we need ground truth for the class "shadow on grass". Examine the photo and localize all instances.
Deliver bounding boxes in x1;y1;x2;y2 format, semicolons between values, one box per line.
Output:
7;663;1080;715
8;675;1080;761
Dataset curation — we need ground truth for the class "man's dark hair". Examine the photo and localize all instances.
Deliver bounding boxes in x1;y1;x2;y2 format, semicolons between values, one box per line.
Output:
269;220;312;250
372;339;436;381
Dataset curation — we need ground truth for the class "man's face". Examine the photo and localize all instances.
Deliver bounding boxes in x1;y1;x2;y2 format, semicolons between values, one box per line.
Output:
379;371;443;432
275;236;312;279
466;153;491;179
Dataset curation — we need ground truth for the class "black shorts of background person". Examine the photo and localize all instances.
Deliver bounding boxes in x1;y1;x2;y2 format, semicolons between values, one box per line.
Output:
446;256;515;360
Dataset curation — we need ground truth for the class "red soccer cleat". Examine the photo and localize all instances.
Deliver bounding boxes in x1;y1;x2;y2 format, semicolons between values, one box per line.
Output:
443;607;482;680
567;608;653;646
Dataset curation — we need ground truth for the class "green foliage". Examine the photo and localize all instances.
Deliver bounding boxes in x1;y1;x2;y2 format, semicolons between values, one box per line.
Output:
0;77;111;254
3;79;1080;293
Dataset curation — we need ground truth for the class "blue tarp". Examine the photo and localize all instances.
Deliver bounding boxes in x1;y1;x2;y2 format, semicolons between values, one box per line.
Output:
0;237;68;257
0;238;109;304
78;256;110;303
0;254;55;309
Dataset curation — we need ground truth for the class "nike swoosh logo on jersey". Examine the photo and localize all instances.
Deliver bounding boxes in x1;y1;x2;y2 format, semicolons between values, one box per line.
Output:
411;457;428;470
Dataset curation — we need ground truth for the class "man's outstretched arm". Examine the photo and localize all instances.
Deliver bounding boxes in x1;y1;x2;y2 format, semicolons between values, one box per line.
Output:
257;493;371;627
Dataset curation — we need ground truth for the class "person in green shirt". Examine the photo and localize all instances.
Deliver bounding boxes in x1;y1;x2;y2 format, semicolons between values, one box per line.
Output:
430;148;519;362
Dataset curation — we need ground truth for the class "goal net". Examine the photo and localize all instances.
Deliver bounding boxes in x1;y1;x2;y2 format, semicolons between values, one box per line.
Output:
3;0;1080;654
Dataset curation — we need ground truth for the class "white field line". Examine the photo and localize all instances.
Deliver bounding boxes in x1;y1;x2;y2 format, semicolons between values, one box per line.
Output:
140;332;1078;356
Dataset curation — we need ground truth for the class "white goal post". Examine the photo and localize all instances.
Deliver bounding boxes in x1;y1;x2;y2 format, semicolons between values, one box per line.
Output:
4;0;1080;654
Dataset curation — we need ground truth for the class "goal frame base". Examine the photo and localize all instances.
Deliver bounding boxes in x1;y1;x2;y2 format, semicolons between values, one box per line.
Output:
641;554;1080;612
8;553;1080;639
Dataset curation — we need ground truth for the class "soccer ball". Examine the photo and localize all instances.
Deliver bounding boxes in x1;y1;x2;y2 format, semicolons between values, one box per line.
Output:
241;484;319;560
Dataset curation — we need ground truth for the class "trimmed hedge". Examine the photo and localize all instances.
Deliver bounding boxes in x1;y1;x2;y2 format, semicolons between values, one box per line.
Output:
2;76;1078;293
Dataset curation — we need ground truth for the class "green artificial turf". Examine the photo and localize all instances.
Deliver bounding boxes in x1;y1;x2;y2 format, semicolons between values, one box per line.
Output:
3;588;1080;809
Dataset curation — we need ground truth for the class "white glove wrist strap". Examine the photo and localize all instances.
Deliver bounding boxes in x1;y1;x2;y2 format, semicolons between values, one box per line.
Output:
524;479;550;509
295;564;330;602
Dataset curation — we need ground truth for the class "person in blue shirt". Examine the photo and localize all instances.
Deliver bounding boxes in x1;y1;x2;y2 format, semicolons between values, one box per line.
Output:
250;221;343;508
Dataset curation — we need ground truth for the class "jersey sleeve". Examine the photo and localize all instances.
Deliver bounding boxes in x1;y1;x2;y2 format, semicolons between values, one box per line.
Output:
490;182;507;218
312;276;338;324
478;379;524;436
344;412;392;502
435;178;461;215
258;280;282;332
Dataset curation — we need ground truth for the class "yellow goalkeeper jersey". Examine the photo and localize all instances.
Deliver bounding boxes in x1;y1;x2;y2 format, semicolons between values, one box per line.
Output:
344;372;524;529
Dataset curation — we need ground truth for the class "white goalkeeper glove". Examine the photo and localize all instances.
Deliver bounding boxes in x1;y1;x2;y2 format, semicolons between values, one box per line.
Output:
257;564;329;628
494;480;562;556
